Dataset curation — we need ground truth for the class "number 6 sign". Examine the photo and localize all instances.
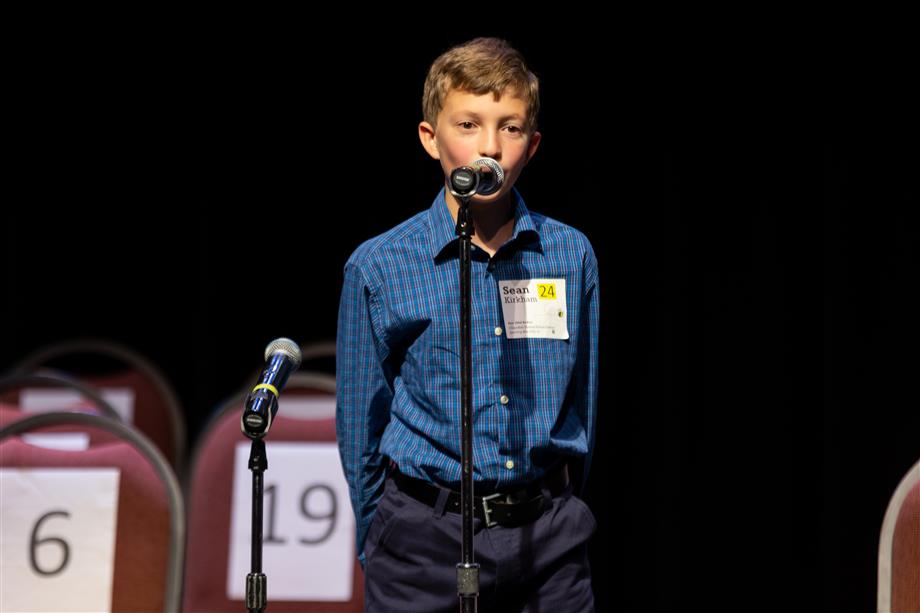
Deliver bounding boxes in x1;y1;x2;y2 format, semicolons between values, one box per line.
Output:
0;468;120;612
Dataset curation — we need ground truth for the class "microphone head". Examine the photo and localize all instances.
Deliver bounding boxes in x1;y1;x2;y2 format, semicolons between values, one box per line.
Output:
264;338;302;366
471;157;505;195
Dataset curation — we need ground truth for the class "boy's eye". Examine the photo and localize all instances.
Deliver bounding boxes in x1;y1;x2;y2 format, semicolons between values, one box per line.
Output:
504;125;522;133
459;121;475;130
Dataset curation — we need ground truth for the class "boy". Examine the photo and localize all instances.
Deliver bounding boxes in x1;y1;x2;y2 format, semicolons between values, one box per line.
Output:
336;37;599;611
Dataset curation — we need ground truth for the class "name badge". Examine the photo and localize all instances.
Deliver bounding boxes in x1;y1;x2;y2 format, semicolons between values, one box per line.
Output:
498;279;568;339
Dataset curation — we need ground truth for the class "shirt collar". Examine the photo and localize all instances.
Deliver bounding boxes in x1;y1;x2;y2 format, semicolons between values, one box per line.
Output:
427;187;541;261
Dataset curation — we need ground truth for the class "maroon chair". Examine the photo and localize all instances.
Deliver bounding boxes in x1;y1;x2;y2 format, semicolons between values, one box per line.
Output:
878;458;920;612
0;405;18;422
15;339;186;475
184;371;363;612
0;412;184;612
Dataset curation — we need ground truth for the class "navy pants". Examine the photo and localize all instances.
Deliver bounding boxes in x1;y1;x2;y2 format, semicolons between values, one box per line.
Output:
363;476;596;612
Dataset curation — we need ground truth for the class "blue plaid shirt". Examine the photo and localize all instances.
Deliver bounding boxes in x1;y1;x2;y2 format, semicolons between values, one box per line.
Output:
336;188;599;564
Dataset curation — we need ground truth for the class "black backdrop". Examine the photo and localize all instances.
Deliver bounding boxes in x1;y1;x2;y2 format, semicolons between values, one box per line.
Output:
2;18;917;612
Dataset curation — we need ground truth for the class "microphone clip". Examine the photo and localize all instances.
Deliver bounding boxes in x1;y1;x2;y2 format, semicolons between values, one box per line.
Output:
242;387;278;439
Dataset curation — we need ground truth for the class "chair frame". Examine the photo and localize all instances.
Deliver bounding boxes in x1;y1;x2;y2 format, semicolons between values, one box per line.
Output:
878;458;920;612
188;371;336;493
184;370;356;611
0;372;123;421
0;411;186;613
15;338;187;474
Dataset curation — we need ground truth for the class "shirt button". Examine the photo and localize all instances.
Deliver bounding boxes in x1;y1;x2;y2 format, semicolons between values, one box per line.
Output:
505;460;515;470
494;326;503;336
500;395;509;405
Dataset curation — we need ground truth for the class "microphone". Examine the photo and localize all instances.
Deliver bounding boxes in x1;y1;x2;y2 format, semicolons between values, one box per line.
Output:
241;338;302;438
449;157;505;198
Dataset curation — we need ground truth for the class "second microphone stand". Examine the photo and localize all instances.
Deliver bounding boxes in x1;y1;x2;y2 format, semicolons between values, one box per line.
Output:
243;437;268;613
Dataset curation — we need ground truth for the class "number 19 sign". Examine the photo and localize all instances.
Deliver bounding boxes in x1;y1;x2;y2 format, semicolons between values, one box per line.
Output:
226;442;355;602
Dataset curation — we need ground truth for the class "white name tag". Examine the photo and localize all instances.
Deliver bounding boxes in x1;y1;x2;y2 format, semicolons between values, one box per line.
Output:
276;397;335;420
20;388;135;423
498;278;569;339
0;468;120;613
22;433;91;451
226;442;355;602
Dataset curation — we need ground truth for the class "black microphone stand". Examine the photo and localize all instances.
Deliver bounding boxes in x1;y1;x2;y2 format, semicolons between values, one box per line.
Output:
241;390;279;613
244;437;268;613
452;176;479;612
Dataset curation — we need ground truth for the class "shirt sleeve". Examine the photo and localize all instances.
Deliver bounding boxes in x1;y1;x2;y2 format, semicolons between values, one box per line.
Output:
335;258;393;567
576;244;600;494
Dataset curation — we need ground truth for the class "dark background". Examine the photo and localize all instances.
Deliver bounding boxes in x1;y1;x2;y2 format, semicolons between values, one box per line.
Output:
2;17;917;612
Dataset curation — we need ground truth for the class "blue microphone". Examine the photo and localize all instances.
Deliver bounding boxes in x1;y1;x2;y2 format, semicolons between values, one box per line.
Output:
241;338;302;438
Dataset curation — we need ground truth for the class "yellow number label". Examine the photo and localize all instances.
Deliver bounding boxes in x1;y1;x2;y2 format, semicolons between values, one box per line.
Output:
537;283;557;300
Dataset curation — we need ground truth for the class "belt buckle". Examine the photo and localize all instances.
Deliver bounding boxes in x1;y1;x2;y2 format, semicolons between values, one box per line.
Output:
481;493;502;528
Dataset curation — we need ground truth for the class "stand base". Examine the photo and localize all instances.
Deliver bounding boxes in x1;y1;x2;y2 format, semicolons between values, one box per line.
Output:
456;562;480;597
246;571;266;611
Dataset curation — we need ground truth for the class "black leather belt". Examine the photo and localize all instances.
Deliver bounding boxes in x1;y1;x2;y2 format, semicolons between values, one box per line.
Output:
391;463;570;528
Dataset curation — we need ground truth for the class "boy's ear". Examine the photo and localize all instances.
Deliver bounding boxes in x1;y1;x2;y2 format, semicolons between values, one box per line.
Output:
419;121;440;160
525;130;542;164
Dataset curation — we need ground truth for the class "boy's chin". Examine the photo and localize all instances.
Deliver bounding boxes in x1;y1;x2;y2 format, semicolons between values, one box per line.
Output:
469;189;509;206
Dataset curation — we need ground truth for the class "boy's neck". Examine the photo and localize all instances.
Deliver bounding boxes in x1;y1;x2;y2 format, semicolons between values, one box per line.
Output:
444;188;516;258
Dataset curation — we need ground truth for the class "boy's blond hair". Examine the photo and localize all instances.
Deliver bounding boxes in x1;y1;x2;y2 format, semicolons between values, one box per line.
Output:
422;37;540;134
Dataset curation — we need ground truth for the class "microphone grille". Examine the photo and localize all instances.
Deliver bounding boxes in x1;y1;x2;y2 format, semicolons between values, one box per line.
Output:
472;157;505;193
264;338;303;366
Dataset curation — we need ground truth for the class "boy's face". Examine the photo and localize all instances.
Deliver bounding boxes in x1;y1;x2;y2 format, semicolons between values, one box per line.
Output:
419;88;541;207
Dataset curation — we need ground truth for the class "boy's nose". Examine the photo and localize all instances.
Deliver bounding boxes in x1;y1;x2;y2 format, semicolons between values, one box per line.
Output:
478;130;501;160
